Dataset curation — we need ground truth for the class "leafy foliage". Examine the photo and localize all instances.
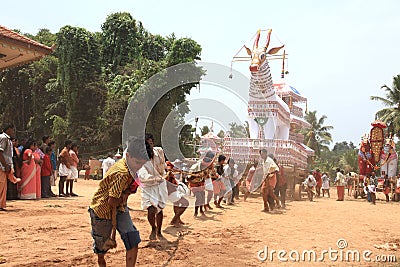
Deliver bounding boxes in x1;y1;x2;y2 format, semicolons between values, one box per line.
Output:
179;124;196;158
217;130;225;138
200;126;210;136
166;38;201;66
0;66;32;135
310;141;358;177
227;122;248;138
370;74;400;137
339;149;358;173
0;13;202;159
101;12;142;73
24;55;59;138
301;110;333;157
56;26;105;152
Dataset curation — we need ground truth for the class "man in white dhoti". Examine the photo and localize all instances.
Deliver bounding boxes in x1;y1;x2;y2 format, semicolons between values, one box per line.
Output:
138;134;168;240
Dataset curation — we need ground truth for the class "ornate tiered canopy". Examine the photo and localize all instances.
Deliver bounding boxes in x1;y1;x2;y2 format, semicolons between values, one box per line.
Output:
274;79;307;103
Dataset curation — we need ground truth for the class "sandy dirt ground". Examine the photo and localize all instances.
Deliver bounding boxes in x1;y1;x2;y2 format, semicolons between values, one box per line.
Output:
1;179;400;267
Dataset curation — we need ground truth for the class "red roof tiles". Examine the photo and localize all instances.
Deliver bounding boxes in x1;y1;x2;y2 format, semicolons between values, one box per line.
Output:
0;25;53;53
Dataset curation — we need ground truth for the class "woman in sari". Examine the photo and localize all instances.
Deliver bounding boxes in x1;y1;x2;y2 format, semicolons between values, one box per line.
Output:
19;139;40;199
34;144;43;198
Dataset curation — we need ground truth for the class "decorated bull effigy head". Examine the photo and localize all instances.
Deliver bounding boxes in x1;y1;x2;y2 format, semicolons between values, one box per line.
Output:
358;133;374;175
244;29;284;72
358;120;397;175
381;135;398;177
383;136;396;153
359;134;370;153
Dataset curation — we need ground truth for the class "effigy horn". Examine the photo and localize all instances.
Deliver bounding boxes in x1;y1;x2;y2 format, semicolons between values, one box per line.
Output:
254;30;260;49
265;29;272;49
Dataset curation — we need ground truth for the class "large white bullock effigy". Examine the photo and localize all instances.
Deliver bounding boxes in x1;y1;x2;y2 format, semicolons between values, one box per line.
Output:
223;29;314;169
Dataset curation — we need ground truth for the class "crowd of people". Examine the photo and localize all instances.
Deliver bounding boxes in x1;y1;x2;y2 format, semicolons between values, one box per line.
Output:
2;125;400;267
0;123;82;211
301;168;400;205
88;133;291;267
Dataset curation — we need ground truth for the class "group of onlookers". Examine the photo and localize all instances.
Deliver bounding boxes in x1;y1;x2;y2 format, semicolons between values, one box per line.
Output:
302;167;400;204
361;172;400;204
303;169;331;201
57;140;79;197
17;135;56;199
0;122;84;211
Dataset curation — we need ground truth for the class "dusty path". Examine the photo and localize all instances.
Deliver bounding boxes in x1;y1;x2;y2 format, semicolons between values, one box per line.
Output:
0;180;399;266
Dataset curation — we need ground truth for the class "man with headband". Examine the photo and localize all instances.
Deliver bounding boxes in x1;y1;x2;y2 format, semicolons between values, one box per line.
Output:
89;137;148;267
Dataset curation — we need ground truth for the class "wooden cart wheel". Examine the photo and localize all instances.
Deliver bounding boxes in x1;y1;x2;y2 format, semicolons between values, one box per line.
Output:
354;190;358;199
294;184;301;201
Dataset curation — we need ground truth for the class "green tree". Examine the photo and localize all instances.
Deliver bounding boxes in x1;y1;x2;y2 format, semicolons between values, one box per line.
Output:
99;58;165;148
141;34;167;61
0;13;204;158
311;141;358;175
217;130;225;138
0;66;32;135
144;38;203;145
301;110;333;157
24;55;59;138
44;78;67;146
200;126;210;136
227;122;248;138
311;149;336;176
166;38;201;66
370;74;400;137
34;28;56;47
179;124;196;158
332;141;356;154
56;26;105;151
100;13;203;148
101;12;142;73
340;149;358;173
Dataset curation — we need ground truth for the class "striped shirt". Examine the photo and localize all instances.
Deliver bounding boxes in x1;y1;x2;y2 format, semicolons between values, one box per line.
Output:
90;158;134;219
188;161;207;188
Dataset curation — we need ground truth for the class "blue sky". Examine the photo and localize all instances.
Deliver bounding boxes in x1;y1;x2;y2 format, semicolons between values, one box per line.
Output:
2;0;400;146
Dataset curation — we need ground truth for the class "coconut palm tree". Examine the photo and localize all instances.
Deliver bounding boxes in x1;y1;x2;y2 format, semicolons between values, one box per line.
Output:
340;149;359;173
370;74;400;137
301;110;333;157
227;122;248;138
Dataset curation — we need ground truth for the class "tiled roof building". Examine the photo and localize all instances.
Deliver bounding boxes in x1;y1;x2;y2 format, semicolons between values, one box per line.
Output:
0;25;53;70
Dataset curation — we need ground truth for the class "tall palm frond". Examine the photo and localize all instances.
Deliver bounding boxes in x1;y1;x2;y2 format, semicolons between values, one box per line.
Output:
370;74;400;137
301;110;334;157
